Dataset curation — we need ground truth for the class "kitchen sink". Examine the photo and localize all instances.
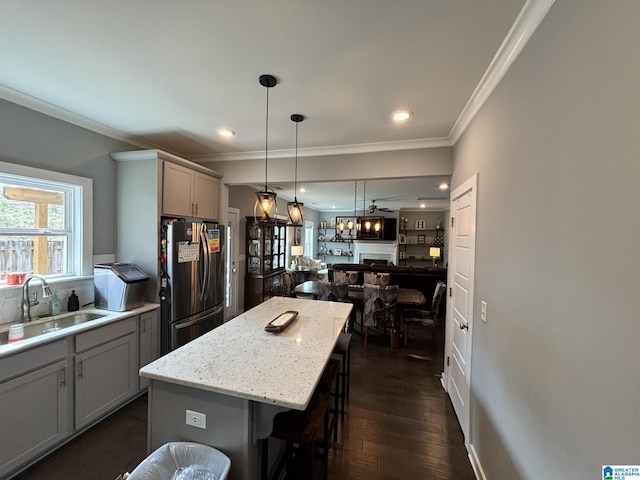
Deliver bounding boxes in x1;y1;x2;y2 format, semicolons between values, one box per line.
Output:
0;312;108;345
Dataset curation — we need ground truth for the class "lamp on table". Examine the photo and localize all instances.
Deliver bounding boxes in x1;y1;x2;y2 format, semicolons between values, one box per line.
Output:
291;245;304;270
429;246;441;268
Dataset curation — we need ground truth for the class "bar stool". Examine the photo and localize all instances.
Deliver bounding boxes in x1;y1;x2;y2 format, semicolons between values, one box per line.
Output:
261;359;340;480
332;332;352;422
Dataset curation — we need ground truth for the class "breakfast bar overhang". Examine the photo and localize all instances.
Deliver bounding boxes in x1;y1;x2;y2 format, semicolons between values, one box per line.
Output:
139;297;352;479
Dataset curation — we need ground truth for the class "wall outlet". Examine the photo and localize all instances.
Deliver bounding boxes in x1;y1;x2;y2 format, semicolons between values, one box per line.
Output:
186;409;206;429
481;301;487;323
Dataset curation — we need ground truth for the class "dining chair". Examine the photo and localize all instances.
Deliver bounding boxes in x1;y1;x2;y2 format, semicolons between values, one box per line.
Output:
401;280;446;351
345;271;359;285
330;282;350;303
363;271;379;285
317;280;332;301
281;271;296;297
333;270;347;284
363;284;398;351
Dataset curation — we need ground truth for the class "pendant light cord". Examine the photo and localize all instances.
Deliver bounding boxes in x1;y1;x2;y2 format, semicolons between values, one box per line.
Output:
264;86;270;191
293;120;298;200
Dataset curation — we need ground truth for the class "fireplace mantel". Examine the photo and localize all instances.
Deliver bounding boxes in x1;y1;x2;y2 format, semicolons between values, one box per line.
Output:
353;241;398;265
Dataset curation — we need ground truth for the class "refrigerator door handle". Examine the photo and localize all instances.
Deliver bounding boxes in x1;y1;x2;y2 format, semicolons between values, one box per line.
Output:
174;304;224;330
200;224;210;301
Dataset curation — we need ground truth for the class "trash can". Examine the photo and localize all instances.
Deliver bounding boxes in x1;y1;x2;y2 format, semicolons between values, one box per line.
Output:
126;442;231;480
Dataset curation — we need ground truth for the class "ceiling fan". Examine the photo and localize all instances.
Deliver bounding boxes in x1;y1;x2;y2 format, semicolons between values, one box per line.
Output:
369;200;394;214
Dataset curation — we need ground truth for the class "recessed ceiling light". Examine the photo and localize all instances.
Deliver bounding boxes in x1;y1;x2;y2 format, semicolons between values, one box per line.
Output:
420;203;426;208
217;128;236;137
299;187;306;193
332;205;336;209
392;109;413;122
439;183;449;190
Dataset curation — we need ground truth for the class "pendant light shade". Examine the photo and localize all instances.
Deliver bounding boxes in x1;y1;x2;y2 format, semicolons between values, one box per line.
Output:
287;114;304;225
255;74;278;222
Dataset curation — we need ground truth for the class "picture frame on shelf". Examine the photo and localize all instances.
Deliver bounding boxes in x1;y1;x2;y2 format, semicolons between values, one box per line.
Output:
415;219;426;230
320;221;327;229
398;233;406;244
333;248;342;256
418;234;426;244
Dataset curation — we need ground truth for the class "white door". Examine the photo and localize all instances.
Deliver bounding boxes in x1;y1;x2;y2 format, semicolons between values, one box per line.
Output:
445;174;477;446
225;208;240;321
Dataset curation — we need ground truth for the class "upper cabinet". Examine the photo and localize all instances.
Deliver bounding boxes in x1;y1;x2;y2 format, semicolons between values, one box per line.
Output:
163;162;220;221
162;161;220;220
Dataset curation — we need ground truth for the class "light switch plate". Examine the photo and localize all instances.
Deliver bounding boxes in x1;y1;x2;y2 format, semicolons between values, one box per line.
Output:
481;301;487;323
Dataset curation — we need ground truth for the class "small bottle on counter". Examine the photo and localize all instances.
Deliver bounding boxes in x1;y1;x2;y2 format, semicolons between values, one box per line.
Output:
49;292;61;315
68;290;80;312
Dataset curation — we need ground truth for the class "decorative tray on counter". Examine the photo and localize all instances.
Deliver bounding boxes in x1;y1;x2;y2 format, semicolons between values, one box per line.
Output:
264;311;298;333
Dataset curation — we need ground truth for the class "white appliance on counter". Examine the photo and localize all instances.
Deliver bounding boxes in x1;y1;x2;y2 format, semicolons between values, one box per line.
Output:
160;221;225;353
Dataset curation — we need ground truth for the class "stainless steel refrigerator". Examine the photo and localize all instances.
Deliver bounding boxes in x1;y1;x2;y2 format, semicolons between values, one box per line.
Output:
161;221;225;353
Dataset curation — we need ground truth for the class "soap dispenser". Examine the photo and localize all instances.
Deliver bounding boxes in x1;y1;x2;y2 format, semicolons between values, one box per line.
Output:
68;290;80;312
49;292;61;316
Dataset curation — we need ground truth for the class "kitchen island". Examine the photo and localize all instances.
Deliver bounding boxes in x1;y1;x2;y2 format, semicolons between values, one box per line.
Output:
139;296;352;479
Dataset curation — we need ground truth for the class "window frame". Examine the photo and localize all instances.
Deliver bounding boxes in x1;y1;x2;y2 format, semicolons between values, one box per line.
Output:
0;160;93;284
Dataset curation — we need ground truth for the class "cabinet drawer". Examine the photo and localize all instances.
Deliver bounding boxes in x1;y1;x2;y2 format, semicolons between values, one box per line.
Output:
0;339;68;383
75;316;137;353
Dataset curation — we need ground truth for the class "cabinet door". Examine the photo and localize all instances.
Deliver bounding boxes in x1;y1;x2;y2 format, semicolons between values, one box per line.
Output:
193;172;219;221
75;333;137;429
0;360;70;477
139;310;160;390
163;162;194;217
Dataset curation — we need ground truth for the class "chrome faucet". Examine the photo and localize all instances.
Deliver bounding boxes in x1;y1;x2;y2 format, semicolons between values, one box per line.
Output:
21;274;53;322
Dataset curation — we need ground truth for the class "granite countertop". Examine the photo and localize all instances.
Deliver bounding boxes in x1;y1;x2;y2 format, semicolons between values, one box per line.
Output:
0;303;160;358
140;296;352;410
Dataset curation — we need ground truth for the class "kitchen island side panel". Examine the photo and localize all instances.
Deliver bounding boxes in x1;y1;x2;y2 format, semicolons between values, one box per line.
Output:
147;379;287;479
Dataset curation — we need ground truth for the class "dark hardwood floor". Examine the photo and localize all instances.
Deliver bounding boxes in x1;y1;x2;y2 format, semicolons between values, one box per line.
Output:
328;324;475;480
12;321;475;480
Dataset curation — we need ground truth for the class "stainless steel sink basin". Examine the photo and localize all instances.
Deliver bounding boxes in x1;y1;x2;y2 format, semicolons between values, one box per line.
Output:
0;312;108;346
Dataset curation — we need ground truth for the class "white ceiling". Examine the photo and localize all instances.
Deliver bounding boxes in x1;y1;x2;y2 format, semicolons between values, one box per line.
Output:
0;0;546;211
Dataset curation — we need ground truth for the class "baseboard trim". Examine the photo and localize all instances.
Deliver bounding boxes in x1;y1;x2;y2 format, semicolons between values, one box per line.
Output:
469;443;488;480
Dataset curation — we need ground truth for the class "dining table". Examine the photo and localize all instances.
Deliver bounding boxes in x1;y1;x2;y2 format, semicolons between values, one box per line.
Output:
293;280;426;333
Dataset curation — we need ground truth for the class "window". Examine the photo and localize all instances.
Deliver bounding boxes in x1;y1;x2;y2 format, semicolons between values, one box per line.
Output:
0;161;92;284
304;221;314;259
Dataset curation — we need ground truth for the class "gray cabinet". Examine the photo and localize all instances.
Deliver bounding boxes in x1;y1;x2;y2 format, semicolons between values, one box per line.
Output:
74;316;138;429
0;340;71;478
138;309;160;390
163;161;220;221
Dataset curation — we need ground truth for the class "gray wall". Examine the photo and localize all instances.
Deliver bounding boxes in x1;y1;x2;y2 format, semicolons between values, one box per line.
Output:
453;1;640;478
0;99;135;255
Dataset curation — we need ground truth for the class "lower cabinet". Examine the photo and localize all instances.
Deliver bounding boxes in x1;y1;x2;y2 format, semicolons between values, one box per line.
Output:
0;340;71;477
0;310;160;478
139;310;160;390
245;272;284;310
74;316;138;429
0;309;159;478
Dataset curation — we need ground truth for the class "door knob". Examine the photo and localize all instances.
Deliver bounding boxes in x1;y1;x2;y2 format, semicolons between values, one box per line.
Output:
459;322;469;330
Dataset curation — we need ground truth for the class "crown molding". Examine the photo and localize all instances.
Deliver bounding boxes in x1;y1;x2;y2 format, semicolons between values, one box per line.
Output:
448;0;555;143
190;137;452;162
0;83;158;150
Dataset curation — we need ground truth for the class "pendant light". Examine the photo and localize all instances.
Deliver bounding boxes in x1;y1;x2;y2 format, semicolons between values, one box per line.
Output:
287;114;304;225
254;74;278;222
